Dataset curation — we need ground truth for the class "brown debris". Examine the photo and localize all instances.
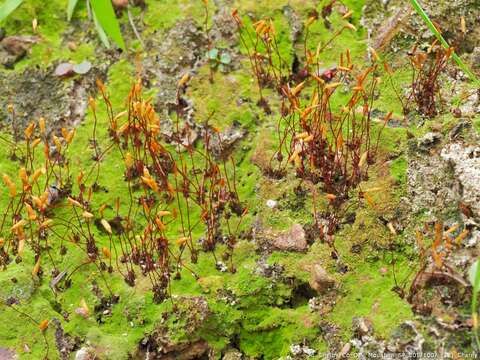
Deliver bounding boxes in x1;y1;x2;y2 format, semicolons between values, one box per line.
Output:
1;35;40;56
371;7;410;50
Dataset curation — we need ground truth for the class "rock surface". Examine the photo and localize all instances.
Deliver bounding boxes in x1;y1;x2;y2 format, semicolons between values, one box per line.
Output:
271;223;308;252
223;348;243;360
74;347;96;360
0;65;106;136
441;142;480;218
0;35;39;68
137;297;211;360
309;264;335;294
407;136;459;216
0;348;18;360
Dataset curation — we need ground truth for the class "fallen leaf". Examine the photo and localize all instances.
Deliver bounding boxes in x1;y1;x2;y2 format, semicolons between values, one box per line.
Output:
54;62;74;77
73;60;92;75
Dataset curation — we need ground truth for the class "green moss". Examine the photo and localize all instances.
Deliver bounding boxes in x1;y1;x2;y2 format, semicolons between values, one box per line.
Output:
239;305;320;359
266;177;414;342
390;156;407;185
233;0;310;18
201;301;242;352
474;116;480;134
0;0;100;71
143;0;209;35
0;58;142;360
327;258;412;338
0;0;437;358
187;65;257;130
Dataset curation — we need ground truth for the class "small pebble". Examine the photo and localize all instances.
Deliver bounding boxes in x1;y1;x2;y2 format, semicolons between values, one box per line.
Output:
266;199;277;209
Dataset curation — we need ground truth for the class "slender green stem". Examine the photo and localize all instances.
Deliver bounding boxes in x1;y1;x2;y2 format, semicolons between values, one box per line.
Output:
473;262;480;349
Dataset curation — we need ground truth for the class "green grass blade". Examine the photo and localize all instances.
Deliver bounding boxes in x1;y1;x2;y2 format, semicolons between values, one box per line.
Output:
90;0;125;50
67;0;80;21
92;8;110;49
0;0;23;23
409;0;480;87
